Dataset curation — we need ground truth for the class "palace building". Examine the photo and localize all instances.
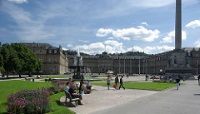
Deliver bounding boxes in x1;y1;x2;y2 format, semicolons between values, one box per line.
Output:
23;0;200;77
23;43;69;75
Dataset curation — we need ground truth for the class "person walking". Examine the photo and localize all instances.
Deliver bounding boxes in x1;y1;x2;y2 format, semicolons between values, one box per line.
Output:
119;75;125;90
107;76;111;90
79;79;84;94
176;75;181;90
114;75;119;88
198;75;200;86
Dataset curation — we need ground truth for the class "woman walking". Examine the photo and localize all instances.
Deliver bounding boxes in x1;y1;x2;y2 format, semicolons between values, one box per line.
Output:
176;75;181;90
107;76;111;90
119;75;125;90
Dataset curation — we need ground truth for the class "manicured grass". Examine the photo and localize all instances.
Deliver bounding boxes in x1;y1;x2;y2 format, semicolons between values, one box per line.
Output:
0;80;73;114
48;92;75;114
124;82;175;91
92;81;176;91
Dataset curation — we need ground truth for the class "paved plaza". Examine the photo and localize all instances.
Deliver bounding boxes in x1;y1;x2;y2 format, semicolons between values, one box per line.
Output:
91;79;200;114
69;76;156;114
66;76;200;114
1;75;199;114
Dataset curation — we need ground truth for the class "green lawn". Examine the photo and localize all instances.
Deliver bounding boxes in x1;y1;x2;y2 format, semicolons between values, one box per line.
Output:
92;81;176;91
0;80;74;114
0;79;176;114
48;92;75;114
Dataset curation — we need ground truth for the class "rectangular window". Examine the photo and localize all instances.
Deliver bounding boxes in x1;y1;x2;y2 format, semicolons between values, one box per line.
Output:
196;60;199;66
49;50;52;53
54;50;57;54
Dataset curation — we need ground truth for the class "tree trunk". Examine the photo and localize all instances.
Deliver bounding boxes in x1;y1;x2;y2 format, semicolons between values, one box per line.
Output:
6;72;8;78
28;71;32;77
18;72;21;78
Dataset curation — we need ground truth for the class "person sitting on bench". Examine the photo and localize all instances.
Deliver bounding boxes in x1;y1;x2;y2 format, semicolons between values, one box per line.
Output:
68;84;83;105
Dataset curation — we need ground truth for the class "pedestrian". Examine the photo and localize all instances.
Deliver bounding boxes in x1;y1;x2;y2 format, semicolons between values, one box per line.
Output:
107;76;111;90
119;75;125;90
176;75;181;90
79;79;84;94
145;75;148;81
198;75;200;86
115;75;119;88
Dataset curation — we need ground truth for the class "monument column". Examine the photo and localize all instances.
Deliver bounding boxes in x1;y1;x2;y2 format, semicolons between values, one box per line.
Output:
175;0;182;50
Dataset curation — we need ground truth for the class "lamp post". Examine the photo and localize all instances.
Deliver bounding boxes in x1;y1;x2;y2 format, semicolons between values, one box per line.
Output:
118;55;120;74
139;57;140;75
124;57;125;75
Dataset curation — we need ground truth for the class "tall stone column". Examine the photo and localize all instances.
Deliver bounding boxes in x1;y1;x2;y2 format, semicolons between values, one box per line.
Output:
175;0;182;50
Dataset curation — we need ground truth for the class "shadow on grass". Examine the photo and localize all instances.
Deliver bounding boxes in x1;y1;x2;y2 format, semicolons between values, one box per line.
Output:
56;100;63;106
194;94;200;96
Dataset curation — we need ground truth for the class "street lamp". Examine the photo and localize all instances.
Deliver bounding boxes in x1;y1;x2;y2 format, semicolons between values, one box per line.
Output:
139;57;140;75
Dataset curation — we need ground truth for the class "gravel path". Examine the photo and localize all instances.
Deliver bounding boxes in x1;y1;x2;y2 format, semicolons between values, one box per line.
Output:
69;77;157;114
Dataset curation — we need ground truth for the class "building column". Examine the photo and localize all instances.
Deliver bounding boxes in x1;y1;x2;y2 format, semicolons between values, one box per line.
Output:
175;0;182;50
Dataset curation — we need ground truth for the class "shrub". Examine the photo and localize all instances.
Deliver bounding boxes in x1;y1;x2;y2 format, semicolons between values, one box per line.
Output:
7;88;50;114
52;80;66;93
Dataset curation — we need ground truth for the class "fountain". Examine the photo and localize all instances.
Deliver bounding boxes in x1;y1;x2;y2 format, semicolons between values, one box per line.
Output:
69;48;84;80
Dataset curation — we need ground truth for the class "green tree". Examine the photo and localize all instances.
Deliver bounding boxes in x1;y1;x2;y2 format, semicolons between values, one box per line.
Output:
0;44;14;77
0;50;5;76
0;43;42;78
11;43;42;77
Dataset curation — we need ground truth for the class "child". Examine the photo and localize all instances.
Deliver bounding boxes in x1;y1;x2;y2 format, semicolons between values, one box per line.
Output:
113;84;117;89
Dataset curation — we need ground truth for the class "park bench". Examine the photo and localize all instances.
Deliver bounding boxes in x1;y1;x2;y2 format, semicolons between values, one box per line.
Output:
25;77;30;81
25;77;34;81
60;91;80;107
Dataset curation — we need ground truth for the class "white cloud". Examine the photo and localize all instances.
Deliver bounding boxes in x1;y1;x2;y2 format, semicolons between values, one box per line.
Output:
96;26;160;42
161;30;187;43
144;45;172;54
7;0;27;4
75;40;174;55
104;40;123;47
141;22;148;26
161;31;175;43
127;45;174;54
194;40;200;47
77;42;106;55
62;47;68;51
96;28;113;37
72;40;126;55
185;20;200;28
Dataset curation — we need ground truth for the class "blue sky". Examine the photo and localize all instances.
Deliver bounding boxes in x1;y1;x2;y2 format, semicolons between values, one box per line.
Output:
0;0;200;55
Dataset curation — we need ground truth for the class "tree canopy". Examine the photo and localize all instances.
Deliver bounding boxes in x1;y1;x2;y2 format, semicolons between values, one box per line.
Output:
0;43;42;78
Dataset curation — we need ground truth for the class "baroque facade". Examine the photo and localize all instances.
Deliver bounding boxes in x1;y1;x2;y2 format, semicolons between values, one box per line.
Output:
68;54;145;75
23;43;69;75
143;48;200;76
68;48;200;76
23;43;200;76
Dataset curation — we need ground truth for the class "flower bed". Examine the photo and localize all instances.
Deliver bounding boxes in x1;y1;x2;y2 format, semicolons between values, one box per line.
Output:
7;88;50;114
